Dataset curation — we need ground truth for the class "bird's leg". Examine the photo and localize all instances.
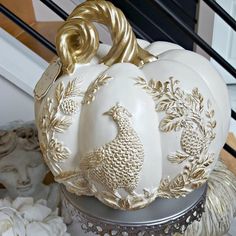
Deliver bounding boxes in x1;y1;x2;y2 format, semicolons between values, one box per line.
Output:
129;190;139;197
112;189;121;198
126;186;140;197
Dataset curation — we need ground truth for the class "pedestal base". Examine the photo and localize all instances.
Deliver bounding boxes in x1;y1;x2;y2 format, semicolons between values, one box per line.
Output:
61;184;207;236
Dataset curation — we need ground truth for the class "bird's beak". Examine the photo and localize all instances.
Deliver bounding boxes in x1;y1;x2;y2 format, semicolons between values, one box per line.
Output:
103;111;111;116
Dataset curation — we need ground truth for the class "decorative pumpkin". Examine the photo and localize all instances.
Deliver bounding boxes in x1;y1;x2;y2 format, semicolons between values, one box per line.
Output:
34;0;230;210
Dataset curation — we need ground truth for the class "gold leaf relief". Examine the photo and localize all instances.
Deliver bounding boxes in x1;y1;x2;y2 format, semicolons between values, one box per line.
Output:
168;151;190;164
159;115;183;132
136;76;217;198
64;78;83;98
134;76;147;87
149;79;163;93
134;77;168;100
82;74;112;104
47;139;70;162
51;116;72;133
155;98;176;112
56;82;65;103
39;78;82;175
190;168;205;180
169;174;185;190
192;88;204;112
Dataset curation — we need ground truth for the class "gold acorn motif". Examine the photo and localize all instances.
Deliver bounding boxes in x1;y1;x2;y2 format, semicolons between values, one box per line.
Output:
180;128;206;156
60;98;79;115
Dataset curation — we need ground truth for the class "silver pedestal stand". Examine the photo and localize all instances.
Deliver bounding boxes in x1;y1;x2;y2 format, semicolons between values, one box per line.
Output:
61;184;207;236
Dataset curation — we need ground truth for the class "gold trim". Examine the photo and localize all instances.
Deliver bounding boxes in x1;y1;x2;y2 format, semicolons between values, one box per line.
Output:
39;78;83;175
82;74;112;104
135;77;216;198
56;0;156;74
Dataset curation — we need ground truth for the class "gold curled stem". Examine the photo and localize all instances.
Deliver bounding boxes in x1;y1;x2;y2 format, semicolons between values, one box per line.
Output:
56;0;156;74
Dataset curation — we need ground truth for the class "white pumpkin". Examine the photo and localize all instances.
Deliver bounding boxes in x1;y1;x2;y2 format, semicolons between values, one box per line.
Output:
34;0;230;210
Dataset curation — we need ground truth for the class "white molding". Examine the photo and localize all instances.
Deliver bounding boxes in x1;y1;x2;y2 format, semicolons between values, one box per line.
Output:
0;29;48;97
196;0;215;59
211;0;236;84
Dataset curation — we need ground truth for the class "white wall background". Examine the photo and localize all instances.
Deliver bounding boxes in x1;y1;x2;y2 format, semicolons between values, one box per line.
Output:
196;0;215;59
0;29;47;126
211;0;236;84
0;75;34;126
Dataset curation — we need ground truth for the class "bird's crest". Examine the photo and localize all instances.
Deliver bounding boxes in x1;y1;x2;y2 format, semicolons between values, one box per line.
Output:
103;103;132;119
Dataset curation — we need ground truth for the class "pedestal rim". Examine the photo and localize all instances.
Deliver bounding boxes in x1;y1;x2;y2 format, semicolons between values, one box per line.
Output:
61;184;207;235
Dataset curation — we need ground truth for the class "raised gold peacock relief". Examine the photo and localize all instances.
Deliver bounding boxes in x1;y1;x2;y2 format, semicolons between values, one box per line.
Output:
80;104;144;196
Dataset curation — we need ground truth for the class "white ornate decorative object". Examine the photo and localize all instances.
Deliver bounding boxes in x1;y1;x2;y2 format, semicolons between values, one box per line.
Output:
34;0;231;210
0;123;60;210
0;197;69;236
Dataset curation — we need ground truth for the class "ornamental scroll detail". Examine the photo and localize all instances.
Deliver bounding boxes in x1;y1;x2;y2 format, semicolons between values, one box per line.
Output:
135;77;216;198
39;78;83;175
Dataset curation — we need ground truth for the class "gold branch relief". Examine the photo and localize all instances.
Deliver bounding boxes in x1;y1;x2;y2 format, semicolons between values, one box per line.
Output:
135;77;216;198
39;78;83;175
82;74;112;104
